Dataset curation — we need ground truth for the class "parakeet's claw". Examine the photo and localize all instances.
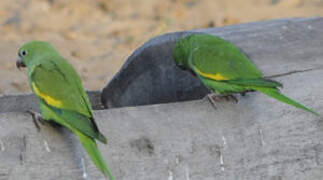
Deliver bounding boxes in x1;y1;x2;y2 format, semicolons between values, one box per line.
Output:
26;110;45;132
206;93;238;108
206;93;220;109
225;95;238;103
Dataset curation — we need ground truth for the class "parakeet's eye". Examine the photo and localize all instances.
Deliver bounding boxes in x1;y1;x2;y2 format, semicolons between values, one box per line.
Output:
19;49;27;57
21;50;27;56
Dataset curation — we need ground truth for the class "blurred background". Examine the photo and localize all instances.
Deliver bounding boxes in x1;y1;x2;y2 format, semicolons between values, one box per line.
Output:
1;0;323;94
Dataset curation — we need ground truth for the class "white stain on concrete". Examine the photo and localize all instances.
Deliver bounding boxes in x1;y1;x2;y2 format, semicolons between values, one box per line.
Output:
81;158;88;179
43;140;51;152
168;170;173;180
258;128;266;146
185;166;190;180
0;139;5;151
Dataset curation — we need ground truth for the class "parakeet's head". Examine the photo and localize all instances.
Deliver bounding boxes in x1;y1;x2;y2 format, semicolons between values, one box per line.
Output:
173;36;192;70
16;41;57;69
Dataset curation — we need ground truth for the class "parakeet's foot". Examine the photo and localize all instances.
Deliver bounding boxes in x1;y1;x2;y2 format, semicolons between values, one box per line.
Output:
207;93;220;109
26;110;61;131
224;95;238;103
206;93;238;108
26;110;46;132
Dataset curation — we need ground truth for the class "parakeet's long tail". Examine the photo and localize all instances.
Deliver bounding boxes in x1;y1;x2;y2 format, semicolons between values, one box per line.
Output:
74;130;114;180
253;87;319;116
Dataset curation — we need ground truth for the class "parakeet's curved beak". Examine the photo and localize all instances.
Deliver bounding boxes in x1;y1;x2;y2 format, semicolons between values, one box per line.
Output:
16;59;26;69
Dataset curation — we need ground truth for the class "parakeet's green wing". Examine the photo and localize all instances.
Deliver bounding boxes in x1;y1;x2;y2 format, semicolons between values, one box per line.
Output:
188;42;263;81
30;59;92;116
30;59;107;143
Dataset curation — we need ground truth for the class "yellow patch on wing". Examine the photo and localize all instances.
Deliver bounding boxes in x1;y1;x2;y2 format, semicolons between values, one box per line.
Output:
195;68;228;81
32;83;63;107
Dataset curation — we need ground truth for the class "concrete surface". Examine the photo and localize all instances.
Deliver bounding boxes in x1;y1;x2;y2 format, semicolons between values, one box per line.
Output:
1;94;323;179
102;17;323;108
1;18;323;180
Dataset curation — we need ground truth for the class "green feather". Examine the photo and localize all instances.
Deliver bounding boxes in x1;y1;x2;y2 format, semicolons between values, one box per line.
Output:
45;102;107;144
228;78;283;88
39;101;113;179
253;87;319;116
74;130;114;180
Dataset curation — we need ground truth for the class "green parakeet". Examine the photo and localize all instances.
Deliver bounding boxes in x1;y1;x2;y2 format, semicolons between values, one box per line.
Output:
16;41;114;179
173;34;318;116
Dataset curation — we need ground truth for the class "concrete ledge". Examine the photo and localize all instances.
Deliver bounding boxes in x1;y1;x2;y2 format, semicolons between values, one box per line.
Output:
1;90;322;179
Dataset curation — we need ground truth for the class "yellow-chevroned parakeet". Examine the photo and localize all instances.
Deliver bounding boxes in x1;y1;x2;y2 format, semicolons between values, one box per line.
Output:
173;34;318;116
16;41;114;179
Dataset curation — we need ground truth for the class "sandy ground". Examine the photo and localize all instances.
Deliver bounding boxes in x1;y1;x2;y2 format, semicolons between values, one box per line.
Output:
0;0;323;94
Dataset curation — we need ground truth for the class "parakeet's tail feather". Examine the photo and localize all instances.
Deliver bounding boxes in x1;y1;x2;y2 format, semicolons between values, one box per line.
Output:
74;130;114;180
253;87;319;116
229;78;283;88
89;117;108;144
97;132;108;144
